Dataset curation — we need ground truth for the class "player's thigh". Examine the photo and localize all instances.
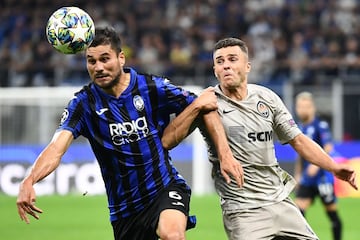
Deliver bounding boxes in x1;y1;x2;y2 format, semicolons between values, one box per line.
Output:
223;207;274;240
276;198;319;240
155;183;190;238
157;209;187;239
295;185;317;209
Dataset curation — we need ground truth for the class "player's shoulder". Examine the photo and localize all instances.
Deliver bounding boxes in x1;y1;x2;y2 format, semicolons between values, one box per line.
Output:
74;83;94;99
248;84;280;102
316;117;330;129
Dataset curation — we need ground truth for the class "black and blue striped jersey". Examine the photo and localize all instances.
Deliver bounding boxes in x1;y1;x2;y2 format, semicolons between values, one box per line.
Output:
299;117;334;186
58;67;196;221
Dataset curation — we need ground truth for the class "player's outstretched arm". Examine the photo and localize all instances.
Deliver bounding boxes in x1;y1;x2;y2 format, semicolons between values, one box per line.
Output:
161;87;217;150
289;133;358;190
16;130;74;224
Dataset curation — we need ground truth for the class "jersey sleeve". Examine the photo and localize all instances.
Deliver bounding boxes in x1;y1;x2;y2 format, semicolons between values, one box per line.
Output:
56;95;85;139
272;93;302;144
155;77;197;115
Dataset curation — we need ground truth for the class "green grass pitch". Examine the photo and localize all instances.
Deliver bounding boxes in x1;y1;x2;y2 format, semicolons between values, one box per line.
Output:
1;194;359;239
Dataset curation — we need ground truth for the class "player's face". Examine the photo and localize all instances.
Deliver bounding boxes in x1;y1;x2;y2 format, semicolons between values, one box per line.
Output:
213;46;251;90
86;44;125;89
296;98;315;123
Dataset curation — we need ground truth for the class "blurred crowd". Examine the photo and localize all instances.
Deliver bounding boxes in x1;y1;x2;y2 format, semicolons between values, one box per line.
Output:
1;0;360;87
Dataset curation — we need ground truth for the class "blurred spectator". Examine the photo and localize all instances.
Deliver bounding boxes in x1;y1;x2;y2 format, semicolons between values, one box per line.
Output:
27;40;56;86
342;36;360;79
271;35;290;84
321;40;342;81
288;32;309;83
0;40;12;87
10;40;33;87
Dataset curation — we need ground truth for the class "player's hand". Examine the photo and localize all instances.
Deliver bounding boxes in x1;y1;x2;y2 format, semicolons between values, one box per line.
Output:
16;179;43;224
333;164;358;190
195;87;218;113
220;154;244;188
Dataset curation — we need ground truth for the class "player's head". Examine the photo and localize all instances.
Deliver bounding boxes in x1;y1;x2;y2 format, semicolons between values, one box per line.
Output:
89;27;122;54
86;26;125;90
295;91;316;123
213;38;251;90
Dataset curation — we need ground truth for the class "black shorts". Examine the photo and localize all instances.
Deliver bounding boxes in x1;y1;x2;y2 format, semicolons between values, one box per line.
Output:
111;181;196;240
295;183;337;205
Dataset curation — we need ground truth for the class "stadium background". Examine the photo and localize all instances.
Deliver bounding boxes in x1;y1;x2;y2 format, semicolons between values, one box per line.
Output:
1;0;360;239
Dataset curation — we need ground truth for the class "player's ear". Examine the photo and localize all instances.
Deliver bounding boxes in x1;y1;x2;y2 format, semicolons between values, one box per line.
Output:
213;66;218;79
246;61;251;73
118;51;126;66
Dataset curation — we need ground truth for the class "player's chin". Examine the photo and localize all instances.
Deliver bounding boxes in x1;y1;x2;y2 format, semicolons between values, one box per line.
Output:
94;78;110;86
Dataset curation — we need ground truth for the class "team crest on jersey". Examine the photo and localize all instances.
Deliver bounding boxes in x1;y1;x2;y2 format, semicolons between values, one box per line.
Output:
257;101;269;118
133;95;144;111
60;109;69;125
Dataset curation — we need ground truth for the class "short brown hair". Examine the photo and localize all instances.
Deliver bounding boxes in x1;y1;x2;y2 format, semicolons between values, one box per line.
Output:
213;38;248;56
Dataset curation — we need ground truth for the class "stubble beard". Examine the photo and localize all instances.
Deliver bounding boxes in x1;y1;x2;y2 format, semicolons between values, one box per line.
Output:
100;70;122;90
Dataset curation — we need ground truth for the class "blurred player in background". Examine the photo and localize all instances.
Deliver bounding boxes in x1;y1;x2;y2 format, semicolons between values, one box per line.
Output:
294;91;342;240
162;37;358;240
16;27;241;240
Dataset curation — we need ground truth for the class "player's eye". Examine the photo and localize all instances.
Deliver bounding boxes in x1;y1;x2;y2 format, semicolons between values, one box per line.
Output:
100;57;110;63
229;57;238;62
87;59;96;65
216;59;224;64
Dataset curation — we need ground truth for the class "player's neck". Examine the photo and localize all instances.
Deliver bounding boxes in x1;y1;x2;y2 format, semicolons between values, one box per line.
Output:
302;115;315;125
223;84;247;101
112;73;131;98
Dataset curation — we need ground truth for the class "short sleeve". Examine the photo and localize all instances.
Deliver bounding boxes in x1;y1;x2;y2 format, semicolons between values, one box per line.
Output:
272;93;302;144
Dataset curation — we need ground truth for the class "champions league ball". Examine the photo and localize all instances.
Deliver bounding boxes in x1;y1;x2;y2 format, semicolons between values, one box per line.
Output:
46;6;95;54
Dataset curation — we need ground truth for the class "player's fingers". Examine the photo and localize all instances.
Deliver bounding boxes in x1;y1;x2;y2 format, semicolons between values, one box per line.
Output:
230;167;243;188
235;177;243;188
17;203;32;224
348;172;358;190
221;169;231;184
30;204;43;214
17;204;28;223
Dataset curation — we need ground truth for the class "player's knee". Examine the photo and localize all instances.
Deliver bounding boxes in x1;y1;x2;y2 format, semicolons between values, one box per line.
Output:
158;229;185;240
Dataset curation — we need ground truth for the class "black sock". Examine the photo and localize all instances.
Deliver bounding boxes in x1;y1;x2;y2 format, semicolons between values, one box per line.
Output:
326;210;342;240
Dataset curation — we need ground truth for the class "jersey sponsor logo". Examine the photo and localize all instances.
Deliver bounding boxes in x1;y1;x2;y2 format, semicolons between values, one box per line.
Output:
95;108;109;115
248;130;273;142
257;101;269;118
109;116;149;145
133;95;144;111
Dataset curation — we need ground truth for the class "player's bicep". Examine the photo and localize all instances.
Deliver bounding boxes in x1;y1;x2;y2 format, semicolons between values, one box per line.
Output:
50;130;74;155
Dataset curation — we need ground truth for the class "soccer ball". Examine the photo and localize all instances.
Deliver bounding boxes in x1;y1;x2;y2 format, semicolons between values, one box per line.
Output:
46;6;95;54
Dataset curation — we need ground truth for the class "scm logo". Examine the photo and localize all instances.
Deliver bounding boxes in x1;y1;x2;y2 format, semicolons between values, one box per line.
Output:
248;130;273;142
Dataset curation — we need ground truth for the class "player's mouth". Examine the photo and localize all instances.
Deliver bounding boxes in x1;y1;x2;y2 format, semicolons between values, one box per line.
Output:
223;73;233;79
95;74;109;81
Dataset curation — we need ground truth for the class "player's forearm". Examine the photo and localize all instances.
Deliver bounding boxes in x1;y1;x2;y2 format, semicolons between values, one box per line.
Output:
203;111;232;161
290;134;337;173
23;131;73;185
25;144;63;185
162;101;202;150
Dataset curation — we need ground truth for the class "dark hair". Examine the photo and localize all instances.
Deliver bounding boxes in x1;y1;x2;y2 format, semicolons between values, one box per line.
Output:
213;37;248;56
89;26;122;53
